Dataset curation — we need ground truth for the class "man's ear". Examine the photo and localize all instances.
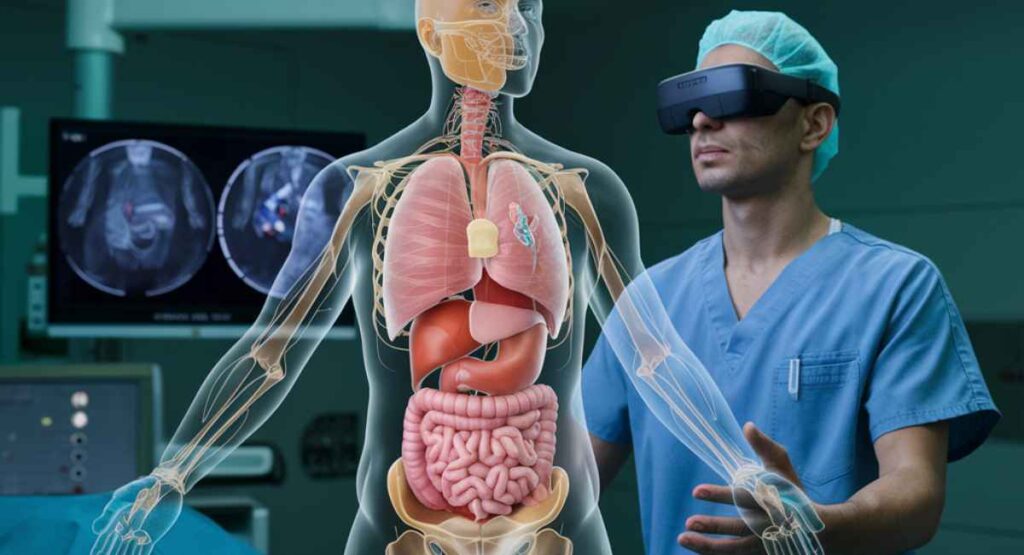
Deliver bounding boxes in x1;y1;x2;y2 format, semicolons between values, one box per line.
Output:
417;18;443;57
800;102;835;153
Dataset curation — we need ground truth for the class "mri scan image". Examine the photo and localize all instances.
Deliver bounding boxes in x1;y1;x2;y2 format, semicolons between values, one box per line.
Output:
217;146;336;294
58;140;216;297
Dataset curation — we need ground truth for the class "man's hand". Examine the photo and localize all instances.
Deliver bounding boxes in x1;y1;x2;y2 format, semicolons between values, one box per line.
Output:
678;422;823;554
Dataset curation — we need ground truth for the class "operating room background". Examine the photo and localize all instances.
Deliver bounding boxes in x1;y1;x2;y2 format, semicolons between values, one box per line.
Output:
1;0;1021;553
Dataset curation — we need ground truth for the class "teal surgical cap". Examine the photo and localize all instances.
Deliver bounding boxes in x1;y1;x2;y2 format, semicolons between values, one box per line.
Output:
696;10;840;182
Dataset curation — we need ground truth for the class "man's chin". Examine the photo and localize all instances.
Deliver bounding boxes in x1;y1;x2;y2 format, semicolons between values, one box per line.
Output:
500;64;541;97
695;170;739;195
500;79;534;97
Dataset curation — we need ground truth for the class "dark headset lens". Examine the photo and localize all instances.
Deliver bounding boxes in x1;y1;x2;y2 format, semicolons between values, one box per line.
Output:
683;91;792;134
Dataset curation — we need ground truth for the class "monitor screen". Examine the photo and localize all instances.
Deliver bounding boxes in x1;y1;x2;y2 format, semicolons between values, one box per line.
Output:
48;119;364;338
0;363;158;496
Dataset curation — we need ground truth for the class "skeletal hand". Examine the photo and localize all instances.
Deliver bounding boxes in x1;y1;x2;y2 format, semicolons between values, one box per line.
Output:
90;475;183;555
730;466;825;555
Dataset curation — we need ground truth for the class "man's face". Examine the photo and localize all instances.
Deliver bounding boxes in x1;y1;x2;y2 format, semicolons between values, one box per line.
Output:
418;0;544;96
689;45;805;198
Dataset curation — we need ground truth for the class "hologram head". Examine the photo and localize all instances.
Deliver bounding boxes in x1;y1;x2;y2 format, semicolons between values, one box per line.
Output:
416;0;544;96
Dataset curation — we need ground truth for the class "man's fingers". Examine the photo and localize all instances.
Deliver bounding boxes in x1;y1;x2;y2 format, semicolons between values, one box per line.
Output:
678;532;762;554
794;498;825;533
694;484;762;511
686;515;752;537
693;484;734;505
743;423;801;486
743;423;786;466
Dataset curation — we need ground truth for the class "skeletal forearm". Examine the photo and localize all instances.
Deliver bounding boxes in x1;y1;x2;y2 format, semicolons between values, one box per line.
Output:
156;287;345;493
155;370;290;491
154;344;293;492
588;293;757;482
599;267;757;481
621;327;757;480
563;175;756;482
154;223;351;492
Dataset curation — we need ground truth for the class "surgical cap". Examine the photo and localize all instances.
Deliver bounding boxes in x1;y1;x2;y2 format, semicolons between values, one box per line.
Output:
696;10;840;182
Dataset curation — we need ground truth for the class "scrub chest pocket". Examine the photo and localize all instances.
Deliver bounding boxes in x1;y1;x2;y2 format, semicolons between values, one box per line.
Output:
769;350;861;488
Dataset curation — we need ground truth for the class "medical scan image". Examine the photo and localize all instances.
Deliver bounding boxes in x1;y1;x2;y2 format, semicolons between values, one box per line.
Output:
57;140;215;297
217;146;337;294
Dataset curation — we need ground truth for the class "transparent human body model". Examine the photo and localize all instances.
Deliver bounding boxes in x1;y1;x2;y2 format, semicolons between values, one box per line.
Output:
90;1;823;554
59;139;215;297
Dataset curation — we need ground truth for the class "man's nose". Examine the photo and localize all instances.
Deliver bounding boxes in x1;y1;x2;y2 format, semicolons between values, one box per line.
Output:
508;10;528;37
691;111;723;132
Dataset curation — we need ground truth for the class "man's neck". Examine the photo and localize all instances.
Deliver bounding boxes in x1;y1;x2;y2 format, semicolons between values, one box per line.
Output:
720;178;830;273
426;75;517;132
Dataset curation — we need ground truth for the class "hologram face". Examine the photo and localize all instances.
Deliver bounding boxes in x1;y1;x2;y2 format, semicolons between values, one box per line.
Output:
417;0;543;96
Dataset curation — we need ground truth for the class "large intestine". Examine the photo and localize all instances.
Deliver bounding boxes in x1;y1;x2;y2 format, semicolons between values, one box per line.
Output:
401;385;558;522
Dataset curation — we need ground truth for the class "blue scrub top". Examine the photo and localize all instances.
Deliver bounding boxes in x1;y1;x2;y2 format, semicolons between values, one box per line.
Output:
583;223;999;555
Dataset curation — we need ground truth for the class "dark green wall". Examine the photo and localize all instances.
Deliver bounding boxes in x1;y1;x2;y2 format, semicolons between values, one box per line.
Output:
2;1;1022;553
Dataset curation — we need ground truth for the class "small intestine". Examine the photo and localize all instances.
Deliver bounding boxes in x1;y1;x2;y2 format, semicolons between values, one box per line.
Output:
401;384;558;521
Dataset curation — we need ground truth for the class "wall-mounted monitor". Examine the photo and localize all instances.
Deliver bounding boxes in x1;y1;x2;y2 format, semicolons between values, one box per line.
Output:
48;118;364;339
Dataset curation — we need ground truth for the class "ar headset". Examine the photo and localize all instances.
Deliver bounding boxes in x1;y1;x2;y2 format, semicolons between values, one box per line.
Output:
656;63;841;135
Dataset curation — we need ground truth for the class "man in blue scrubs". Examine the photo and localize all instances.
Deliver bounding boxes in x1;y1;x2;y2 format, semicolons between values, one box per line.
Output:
583;10;999;555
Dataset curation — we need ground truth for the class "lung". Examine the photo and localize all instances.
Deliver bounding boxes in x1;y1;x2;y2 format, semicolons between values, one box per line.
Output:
381;155;568;341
